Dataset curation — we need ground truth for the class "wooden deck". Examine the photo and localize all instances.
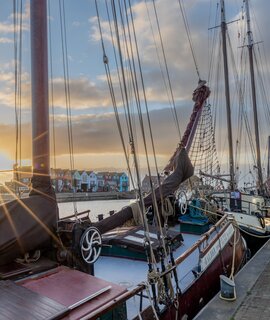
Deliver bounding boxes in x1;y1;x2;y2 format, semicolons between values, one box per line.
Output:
0;280;68;320
194;238;270;320
0;266;127;320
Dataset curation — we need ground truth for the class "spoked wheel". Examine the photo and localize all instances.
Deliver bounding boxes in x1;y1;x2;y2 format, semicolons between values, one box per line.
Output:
178;190;188;215
80;226;102;264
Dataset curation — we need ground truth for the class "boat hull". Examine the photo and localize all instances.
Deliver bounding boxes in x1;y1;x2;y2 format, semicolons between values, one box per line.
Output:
173;228;245;319
238;227;269;255
138;223;246;320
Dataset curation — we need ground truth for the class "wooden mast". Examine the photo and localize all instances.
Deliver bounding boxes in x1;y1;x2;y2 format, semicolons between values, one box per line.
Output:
30;0;52;195
245;0;263;194
220;0;235;191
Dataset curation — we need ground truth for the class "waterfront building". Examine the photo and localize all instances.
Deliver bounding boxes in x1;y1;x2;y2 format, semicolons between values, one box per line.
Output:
80;171;90;191
51;168;73;192
141;174;163;193
96;172;106;191
72;170;82;191
88;171;98;192
62;170;72;191
118;172;129;192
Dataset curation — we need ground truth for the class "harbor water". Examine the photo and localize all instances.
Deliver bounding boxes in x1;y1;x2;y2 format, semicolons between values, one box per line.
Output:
58;199;132;222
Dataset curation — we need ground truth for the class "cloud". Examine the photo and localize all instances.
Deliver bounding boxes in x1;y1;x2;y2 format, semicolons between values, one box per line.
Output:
0;74;111;110
50;104;192;162
90;0;208;106
0;22;14;34
72;21;83;28
0;123;31;160
51;77;111;109
0;103;189;167
0;71;16;83
90;0;270;110
0;1;29;36
0;78;31;109
0;37;12;44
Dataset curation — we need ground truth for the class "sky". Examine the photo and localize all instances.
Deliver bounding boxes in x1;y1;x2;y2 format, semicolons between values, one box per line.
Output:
0;0;269;185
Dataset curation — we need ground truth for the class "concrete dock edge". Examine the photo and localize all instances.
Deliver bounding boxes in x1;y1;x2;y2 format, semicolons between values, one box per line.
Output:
194;239;270;320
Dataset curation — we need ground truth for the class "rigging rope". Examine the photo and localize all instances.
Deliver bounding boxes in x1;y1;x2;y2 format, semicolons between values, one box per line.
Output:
48;0;57;170
227;33;257;176
236;20;267;184
59;0;77;213
127;0;169;254
208;2;220;84
97;0;136;191
207;2;260;188
177;0;201;80
256;46;270;126
104;1;132;143
97;0;150;238
110;0;162;264
151;0;181;140
96;0;174;278
13;0;23;194
144;1;174;113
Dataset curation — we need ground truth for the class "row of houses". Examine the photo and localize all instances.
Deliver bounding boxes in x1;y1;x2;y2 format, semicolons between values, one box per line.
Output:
4;165;172;195
51;169;129;192
8;166;129;193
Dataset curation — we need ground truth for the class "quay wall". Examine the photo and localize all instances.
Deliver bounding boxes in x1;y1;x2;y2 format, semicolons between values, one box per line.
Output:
56;191;136;203
0;191;136;204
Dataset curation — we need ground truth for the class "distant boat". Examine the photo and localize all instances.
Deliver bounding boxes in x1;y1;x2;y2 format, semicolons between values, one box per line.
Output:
0;1;247;320
175;0;270;256
199;0;270;253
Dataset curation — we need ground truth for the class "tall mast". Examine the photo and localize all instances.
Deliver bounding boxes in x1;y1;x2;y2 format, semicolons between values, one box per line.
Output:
30;0;52;194
220;0;235;190
267;136;270;180
245;0;263;194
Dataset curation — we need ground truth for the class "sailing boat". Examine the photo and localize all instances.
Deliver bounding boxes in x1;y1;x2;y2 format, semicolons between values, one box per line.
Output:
200;0;270;253
0;1;246;319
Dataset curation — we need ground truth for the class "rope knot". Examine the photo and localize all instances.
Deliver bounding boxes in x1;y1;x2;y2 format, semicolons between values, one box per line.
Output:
148;270;160;283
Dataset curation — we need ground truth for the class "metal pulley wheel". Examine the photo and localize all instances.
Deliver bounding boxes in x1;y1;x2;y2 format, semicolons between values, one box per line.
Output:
80;226;102;264
178;190;188;215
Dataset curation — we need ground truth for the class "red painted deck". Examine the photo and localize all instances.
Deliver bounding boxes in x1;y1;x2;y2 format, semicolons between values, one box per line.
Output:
19;266;127;320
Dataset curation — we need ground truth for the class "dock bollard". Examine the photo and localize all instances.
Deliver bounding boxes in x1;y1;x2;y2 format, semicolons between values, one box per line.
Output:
109;210;115;216
219;275;236;301
97;214;104;221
